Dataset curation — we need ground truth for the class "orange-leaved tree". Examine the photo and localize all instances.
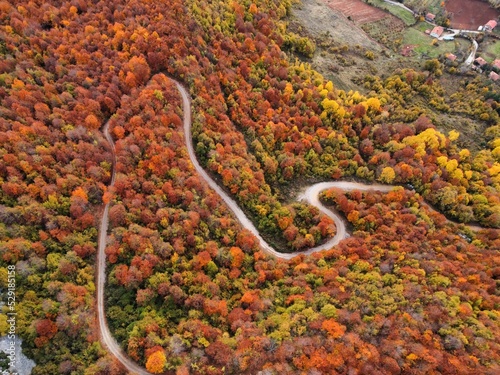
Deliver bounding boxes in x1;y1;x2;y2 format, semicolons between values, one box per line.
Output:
145;350;166;374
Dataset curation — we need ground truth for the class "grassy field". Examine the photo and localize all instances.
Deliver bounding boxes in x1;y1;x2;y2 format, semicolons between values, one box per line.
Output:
367;0;417;25
402;0;443;14
362;17;407;51
402;28;470;58
484;40;500;61
414;21;432;33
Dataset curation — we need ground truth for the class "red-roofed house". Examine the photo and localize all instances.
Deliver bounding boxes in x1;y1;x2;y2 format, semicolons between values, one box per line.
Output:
473;57;488;71
425;13;436;22
485;20;498;31
446;53;457;62
474;57;487;67
430;26;444;38
493;59;500;70
490;71;500;81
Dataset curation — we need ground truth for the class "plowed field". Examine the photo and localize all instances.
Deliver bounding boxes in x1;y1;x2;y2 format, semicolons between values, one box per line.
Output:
324;0;388;24
445;0;500;30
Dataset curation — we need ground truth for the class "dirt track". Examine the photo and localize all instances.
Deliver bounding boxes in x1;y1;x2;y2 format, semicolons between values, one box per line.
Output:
96;75;487;373
98;110;153;375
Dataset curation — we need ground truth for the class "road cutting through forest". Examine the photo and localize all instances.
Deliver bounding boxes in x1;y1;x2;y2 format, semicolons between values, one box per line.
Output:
96;77;401;374
97;118;153;374
178;80;402;260
97;76;484;373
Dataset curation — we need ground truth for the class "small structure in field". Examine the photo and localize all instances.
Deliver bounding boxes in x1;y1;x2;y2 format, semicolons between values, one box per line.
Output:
474;57;487;66
484;20;497;32
430;26;444;38
489;71;500;81
446;53;457;62
401;45;416;57
425;13;436;22
492;59;500;71
474;57;487;67
473;57;488;72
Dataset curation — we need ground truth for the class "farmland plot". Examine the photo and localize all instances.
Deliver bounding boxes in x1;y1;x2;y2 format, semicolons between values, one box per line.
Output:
324;0;387;24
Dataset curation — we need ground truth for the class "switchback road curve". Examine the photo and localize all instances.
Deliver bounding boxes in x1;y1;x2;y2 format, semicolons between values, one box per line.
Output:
97;76;485;373
178;80;400;259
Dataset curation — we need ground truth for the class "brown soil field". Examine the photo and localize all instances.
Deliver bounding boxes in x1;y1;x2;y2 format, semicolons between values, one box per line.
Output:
445;0;500;29
324;0;388;24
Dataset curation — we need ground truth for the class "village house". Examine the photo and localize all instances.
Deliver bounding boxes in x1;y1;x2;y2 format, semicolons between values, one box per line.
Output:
489;71;500;81
446;53;457;62
485;20;497;32
474;57;487;67
430;26;444;38
444;53;457;67
473;57;488;72
425;13;436;23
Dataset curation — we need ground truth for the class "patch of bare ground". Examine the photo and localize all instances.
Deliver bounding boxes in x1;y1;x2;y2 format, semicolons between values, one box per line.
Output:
291;0;383;51
324;0;387;24
434;112;489;152
437;76;493;152
361;17;407;51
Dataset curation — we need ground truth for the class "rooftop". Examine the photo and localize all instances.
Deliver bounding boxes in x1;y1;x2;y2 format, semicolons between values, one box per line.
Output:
474;57;487;66
430;26;444;38
485;20;498;30
446;53;457;61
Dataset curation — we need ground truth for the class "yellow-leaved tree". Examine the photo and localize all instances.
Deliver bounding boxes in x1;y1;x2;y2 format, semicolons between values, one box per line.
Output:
379;166;396;183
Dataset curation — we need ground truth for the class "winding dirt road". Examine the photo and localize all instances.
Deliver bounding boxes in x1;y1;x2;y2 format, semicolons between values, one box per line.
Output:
97;78;401;372
179;78;486;256
178;81;400;259
97;76;485;373
97;121;153;375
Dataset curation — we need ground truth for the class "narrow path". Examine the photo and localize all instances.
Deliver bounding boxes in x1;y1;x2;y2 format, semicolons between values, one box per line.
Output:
97;120;152;375
383;0;416;16
464;39;479;66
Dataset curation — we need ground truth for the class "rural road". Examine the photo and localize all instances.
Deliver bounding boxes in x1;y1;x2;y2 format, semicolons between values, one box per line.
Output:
97;76;485;373
464;39;479;66
97;120;153;374
383;0;415;15
380;0;480;68
178;80;400;259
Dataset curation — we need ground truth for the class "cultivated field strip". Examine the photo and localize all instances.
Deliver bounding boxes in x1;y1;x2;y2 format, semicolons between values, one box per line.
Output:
324;0;388;24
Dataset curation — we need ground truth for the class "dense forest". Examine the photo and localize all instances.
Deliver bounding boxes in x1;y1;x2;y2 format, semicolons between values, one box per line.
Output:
0;0;499;374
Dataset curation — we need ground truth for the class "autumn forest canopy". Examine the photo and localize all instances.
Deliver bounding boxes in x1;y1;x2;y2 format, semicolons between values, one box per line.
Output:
0;0;500;374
